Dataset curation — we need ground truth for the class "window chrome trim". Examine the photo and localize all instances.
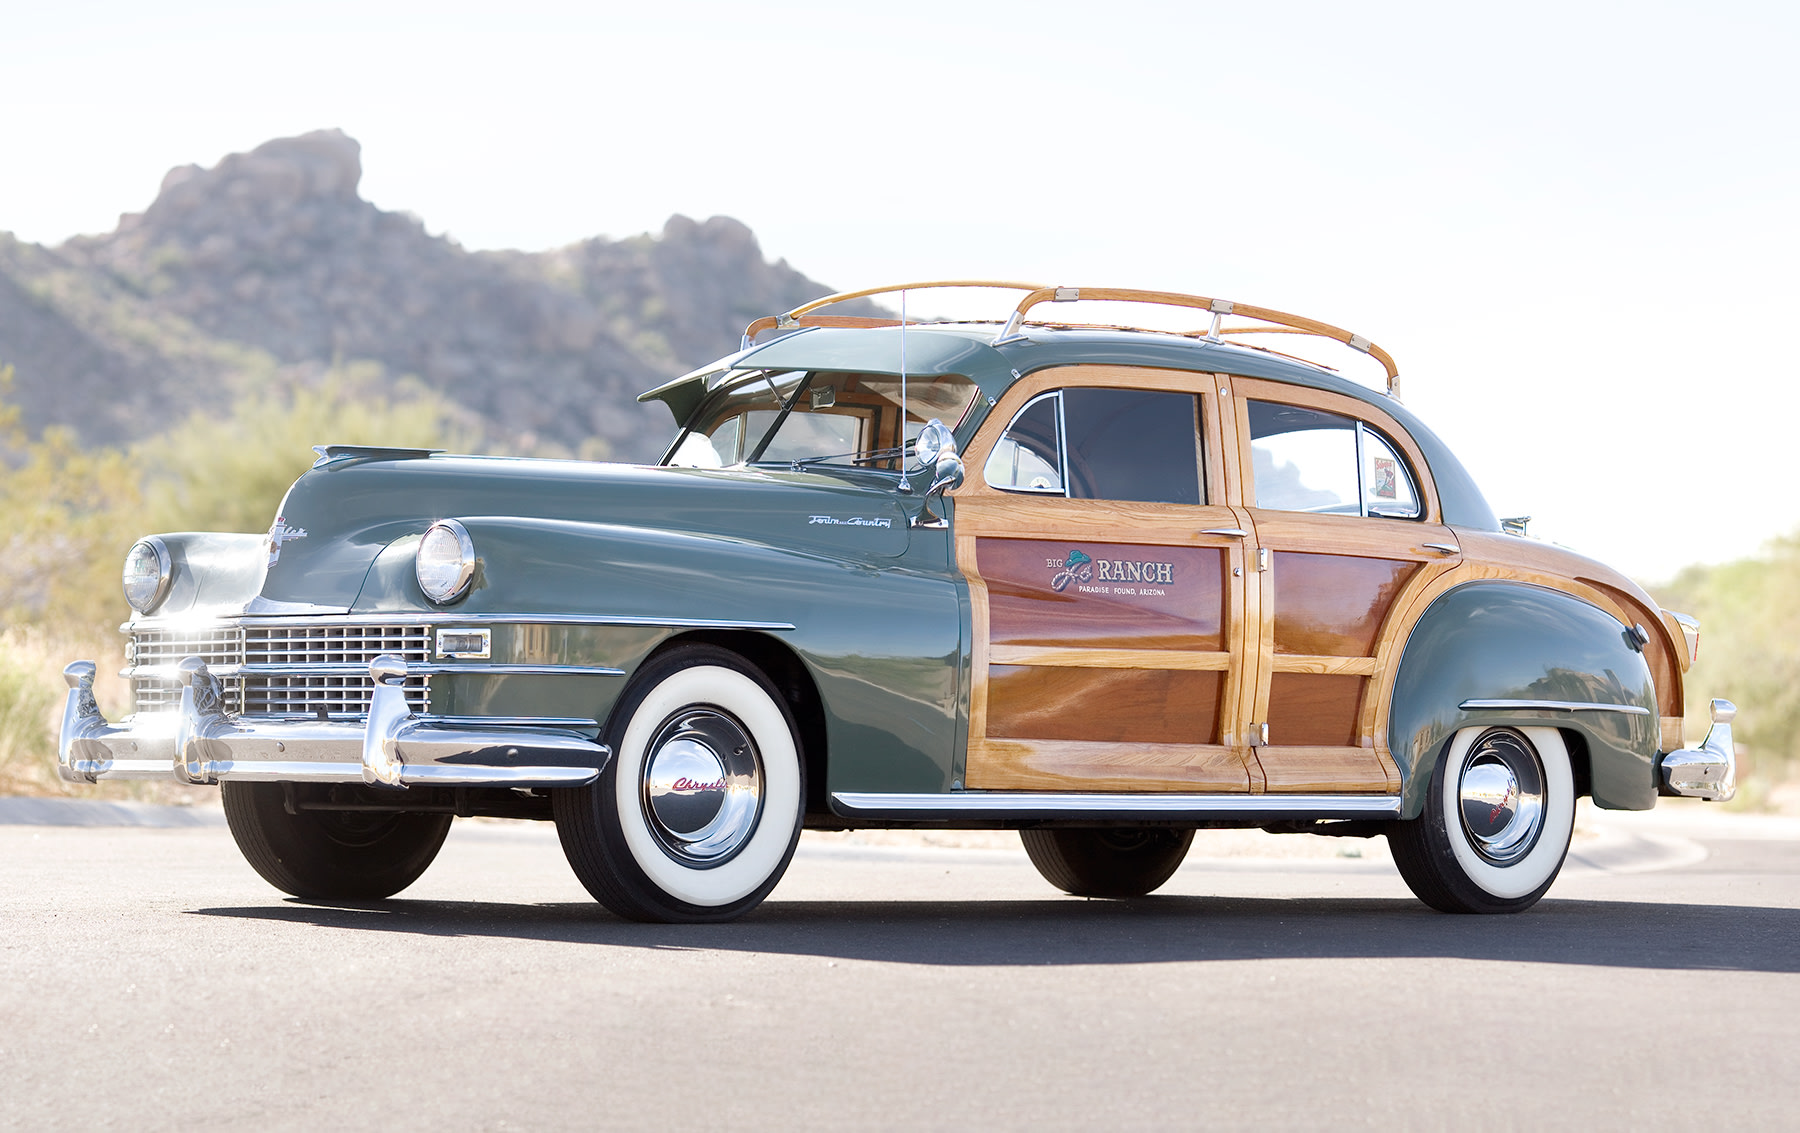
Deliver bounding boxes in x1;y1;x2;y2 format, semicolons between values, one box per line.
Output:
1459;699;1652;716
985;390;1067;496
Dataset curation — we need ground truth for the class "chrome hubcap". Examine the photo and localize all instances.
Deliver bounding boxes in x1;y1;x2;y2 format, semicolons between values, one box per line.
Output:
641;709;763;867
1457;729;1546;865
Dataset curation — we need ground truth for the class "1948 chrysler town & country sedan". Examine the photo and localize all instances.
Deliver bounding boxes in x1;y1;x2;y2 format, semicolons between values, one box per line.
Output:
60;283;1738;922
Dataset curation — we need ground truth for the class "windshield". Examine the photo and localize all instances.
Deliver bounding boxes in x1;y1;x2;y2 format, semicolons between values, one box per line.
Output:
665;369;981;470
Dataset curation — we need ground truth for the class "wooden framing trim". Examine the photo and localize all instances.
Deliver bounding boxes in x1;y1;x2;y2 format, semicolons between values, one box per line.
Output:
989;646;1231;671
1266;654;1380;676
954;364;1227;505
1251;745;1399;794
1661;716;1686;752
1364;560;1642;766
1224;375;1443;524
965;736;1253;793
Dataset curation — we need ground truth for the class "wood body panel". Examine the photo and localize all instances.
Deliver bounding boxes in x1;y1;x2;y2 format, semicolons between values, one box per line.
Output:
948;366;1661;802
1266;673;1364;746
1272;553;1420;656
985;666;1223;745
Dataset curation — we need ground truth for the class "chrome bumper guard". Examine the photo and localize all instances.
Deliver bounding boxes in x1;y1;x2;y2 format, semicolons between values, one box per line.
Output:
58;654;610;789
1657;698;1737;802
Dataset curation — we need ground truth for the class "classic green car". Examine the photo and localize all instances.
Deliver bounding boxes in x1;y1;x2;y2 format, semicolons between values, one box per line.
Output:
61;282;1736;922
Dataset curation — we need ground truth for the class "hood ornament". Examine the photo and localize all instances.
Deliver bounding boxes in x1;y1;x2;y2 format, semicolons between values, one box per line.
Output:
266;516;308;566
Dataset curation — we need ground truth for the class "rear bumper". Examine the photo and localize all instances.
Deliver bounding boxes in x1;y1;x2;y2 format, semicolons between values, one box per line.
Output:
58;655;610;789
1656;698;1737;802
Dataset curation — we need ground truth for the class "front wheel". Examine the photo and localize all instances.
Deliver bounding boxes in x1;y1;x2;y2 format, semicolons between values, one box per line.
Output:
1020;827;1195;897
1387;726;1575;914
554;645;804;923
221;782;452;900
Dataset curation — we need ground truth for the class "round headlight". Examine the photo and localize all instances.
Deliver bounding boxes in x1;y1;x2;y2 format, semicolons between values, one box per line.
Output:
416;520;476;604
122;537;172;613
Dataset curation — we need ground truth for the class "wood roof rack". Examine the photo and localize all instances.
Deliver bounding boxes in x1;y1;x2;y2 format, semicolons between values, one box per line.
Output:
744;281;1402;399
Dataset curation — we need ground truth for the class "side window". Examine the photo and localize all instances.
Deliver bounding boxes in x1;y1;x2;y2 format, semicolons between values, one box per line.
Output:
984;393;1063;493
1248;400;1421;519
1361;429;1420;518
985;387;1202;505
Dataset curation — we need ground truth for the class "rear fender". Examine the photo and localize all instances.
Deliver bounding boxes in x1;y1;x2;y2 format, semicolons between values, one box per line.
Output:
1388;582;1659;817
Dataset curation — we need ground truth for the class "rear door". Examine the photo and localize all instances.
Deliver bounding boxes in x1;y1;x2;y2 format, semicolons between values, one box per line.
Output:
1227;376;1463;795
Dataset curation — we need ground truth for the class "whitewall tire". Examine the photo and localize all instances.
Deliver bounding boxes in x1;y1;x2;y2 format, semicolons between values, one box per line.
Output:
554;645;804;923
1388;726;1575;914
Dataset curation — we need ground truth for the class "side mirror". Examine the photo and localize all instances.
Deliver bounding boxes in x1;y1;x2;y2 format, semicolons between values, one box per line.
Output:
912;449;965;529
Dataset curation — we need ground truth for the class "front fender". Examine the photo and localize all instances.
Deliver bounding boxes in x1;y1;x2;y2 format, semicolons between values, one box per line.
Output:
351;516;967;796
1388;582;1659;817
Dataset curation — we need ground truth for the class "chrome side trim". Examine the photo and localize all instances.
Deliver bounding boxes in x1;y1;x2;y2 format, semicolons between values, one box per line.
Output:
831;791;1402;819
124;661;626;681
128;613;798;632
1459;698;1652;717
418;714;599;730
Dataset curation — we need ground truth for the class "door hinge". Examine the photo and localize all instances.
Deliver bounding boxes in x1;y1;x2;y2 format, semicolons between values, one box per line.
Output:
1250;722;1269;747
1257;548;1270;572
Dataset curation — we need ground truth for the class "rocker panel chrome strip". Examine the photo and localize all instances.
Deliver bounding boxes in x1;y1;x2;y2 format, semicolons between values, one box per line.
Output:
831;791;1401;818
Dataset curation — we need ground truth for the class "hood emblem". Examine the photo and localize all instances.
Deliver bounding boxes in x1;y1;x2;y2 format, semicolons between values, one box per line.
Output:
266;517;308;566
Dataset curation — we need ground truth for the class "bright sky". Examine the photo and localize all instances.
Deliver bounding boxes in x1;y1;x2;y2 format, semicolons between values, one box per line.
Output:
5;0;1796;582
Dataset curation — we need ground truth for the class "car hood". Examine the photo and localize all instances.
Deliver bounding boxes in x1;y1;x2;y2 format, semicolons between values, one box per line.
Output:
235;455;916;614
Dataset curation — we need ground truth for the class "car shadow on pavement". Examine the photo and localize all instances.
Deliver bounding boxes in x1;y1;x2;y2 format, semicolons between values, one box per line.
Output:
189;894;1800;974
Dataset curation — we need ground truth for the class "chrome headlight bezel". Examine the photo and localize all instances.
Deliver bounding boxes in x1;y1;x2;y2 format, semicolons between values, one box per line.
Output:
122;537;173;614
416;520;476;605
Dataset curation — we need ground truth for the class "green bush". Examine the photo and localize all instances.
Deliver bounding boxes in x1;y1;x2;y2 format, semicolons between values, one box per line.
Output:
1656;535;1800;800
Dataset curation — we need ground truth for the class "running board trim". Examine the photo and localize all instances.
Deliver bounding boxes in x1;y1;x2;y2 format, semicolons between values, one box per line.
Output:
830;791;1402;821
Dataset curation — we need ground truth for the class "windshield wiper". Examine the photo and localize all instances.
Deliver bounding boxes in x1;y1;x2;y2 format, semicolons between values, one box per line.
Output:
789;445;910;469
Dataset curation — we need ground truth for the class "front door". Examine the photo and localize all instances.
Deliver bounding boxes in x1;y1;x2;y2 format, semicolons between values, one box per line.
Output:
952;366;1258;792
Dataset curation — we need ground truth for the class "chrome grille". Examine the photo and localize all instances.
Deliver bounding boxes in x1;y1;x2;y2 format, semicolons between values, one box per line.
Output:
130;626;246;713
130;622;431;717
243;625;431;716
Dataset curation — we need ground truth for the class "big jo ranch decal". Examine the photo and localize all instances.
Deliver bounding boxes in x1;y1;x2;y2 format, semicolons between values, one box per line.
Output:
1049;548;1176;596
980;538;1225;650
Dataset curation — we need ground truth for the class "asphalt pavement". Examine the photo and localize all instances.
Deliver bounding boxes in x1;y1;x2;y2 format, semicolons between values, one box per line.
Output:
2;799;1797;1130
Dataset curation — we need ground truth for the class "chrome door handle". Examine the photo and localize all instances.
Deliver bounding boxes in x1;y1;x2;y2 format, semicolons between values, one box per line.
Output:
1200;528;1249;538
1422;542;1461;555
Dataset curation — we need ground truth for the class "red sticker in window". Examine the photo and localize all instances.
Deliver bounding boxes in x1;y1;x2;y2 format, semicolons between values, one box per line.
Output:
1372;457;1398;499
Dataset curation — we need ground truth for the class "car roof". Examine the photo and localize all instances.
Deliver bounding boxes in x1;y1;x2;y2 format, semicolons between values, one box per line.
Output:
645;323;1498;530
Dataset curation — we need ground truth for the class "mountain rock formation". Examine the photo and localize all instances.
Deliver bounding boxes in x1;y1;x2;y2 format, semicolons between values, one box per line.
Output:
0;129;859;461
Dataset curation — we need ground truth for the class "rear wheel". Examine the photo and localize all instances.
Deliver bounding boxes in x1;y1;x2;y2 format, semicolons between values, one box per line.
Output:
1388;726;1575;914
1020;827;1194;897
554;645;804;923
221;782;452;900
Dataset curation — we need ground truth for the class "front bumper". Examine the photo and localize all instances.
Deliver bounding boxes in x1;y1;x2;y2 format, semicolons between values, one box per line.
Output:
1656;698;1738;802
58;654;610;789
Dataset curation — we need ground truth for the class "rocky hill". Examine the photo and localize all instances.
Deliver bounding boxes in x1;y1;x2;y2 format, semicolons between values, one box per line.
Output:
0;130;860;462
